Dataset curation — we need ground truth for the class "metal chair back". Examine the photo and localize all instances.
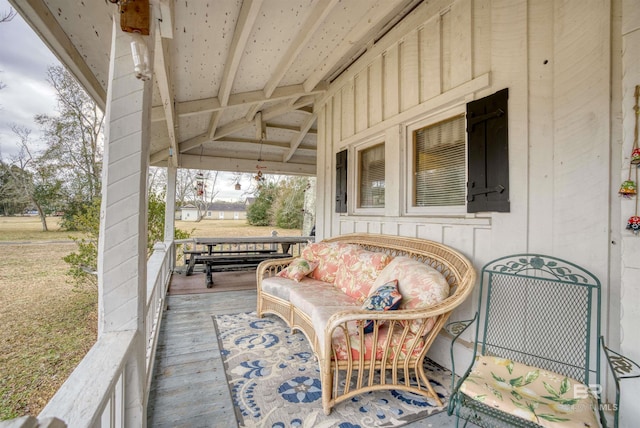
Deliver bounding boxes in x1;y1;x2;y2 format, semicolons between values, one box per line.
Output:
478;254;601;386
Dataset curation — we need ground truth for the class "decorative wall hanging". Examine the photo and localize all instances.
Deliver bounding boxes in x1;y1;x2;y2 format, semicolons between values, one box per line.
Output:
624;85;640;235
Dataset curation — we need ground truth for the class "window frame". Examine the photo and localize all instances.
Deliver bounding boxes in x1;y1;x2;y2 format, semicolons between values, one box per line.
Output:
404;106;468;216
353;137;386;215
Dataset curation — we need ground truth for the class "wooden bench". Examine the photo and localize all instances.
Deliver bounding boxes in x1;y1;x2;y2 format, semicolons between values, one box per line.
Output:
197;252;292;288
184;249;279;276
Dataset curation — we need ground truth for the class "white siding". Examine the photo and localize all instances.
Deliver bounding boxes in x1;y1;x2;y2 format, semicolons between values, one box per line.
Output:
314;1;628;412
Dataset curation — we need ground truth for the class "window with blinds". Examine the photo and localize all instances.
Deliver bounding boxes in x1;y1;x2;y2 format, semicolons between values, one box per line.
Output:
358;143;385;208
413;114;466;207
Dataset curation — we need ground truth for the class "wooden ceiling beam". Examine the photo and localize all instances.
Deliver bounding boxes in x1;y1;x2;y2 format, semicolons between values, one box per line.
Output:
283;112;317;162
177;96;315;154
153;27;178;167
179;154;316;176
206;0;263;141
263;0;340;98
176;83;327;118
303;0;408;93
266;123;317;134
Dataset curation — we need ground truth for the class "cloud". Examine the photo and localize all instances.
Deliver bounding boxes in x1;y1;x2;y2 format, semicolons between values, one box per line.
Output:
0;0;60;157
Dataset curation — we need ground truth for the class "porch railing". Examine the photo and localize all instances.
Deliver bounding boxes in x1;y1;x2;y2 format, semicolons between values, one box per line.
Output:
34;239;176;427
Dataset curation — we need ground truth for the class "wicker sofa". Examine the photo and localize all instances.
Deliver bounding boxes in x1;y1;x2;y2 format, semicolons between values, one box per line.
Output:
256;233;477;415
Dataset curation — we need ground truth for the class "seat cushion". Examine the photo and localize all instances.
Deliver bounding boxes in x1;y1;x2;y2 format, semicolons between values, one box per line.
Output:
260;276;327;301
372;256;449;335
334;247;394;301
459;355;600;428
289;281;360;318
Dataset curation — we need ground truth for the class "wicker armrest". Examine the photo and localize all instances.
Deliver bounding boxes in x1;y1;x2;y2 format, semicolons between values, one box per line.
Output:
256;257;296;278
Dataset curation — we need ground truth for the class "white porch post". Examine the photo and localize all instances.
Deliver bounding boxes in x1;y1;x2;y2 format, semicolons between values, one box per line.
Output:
98;16;155;427
164;165;177;241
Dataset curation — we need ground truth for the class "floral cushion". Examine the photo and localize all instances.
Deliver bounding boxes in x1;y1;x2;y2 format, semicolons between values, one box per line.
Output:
460;355;600;428
277;258;318;282
360;280;402;333
301;242;359;283
331;322;425;361
372;256;449;335
334;247;393;301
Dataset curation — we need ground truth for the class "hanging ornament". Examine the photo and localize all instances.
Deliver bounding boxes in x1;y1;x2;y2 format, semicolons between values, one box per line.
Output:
195;171;204;196
619;180;637;198
624;85;640;235
627;216;640;235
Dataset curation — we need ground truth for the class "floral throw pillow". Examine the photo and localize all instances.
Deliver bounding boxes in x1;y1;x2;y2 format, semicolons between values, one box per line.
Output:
360;280;402;333
277;258;319;282
372;256;449;335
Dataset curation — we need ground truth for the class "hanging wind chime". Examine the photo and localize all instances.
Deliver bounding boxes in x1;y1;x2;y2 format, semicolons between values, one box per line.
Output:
255;115;267;184
195;171;205;197
623;85;640;234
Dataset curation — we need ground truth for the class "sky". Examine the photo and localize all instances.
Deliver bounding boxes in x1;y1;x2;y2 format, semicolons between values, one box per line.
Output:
0;0;59;158
0;1;251;201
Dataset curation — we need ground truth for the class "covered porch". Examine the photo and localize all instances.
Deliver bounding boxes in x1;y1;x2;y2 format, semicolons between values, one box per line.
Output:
146;272;467;427
6;0;640;426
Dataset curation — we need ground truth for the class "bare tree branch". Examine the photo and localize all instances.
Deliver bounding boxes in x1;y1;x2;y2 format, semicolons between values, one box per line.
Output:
0;7;16;23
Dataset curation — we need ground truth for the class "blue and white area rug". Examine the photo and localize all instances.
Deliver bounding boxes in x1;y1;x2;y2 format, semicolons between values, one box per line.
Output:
212;312;451;428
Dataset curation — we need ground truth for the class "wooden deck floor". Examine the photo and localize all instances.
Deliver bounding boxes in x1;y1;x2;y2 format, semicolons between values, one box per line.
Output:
146;273;471;427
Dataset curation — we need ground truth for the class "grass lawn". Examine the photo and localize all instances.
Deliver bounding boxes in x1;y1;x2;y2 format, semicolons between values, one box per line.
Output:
0;216;301;420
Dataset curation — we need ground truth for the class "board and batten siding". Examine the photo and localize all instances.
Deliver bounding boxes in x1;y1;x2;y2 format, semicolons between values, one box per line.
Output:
315;0;622;396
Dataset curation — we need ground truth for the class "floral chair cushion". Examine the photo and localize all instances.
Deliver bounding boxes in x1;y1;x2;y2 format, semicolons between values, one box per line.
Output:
360;279;402;333
301;242;359;283
460;355;600;428
334;247;394;301
277;258;318;282
372;256;449;335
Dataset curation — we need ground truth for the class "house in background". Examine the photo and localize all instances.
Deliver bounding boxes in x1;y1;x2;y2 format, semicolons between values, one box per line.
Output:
180;202;248;221
7;0;640;426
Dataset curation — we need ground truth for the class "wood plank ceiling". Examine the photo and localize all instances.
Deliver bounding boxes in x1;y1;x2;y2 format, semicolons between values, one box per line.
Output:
12;0;422;175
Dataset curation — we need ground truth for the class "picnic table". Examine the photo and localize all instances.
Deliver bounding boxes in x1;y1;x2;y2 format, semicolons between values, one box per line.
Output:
183;236;314;288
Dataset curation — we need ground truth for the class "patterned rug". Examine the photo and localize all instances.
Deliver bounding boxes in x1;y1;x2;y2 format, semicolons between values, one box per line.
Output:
212;312;452;428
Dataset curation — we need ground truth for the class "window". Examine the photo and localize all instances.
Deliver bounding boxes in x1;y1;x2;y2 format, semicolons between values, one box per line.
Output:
358;143;385;208
413;115;466;207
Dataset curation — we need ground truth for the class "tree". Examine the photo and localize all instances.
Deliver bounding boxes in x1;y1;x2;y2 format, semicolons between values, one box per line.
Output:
247;181;278;226
2;126;64;231
65;193;191;289
0;8;16;92
36;66;103;204
272;177;308;229
0;7;16;23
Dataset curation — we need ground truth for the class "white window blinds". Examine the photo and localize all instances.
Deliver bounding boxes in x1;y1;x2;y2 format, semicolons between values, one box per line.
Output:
413;115;466;207
359;143;385;208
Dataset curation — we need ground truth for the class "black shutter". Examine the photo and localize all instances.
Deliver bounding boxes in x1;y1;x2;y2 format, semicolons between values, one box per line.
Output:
466;88;510;213
336;149;348;213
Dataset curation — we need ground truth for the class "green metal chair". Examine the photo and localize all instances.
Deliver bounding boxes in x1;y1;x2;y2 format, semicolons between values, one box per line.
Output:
447;254;640;428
